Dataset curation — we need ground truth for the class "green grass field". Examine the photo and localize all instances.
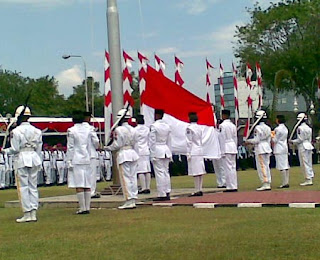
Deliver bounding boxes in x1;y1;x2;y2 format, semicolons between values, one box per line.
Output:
1;165;320;260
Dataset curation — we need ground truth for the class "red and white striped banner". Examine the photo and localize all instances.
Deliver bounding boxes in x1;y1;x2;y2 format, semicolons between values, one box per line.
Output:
122;50;135;109
138;52;148;114
175;56;184;86
104;50;112;142
256;62;263;110
232;62;239;128
154;54;166;75
244;62;253;139
219;61;225;111
206;58;214;104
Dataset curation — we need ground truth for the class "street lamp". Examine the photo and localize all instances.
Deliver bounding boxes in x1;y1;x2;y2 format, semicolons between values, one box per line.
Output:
293;96;299;113
62;54;89;112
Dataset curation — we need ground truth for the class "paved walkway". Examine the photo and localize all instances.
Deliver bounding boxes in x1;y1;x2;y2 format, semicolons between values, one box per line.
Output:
5;188;320;209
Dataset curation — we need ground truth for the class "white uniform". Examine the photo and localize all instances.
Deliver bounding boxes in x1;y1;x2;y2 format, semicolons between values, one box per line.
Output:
134;124;151;192
186;123;205;176
66;124;93;189
52;149;66;184
0;153;8;189
42;150;53;185
219;119;238;190
246;122;272;185
101;150;112;181
4;122;42;213
83;122;100;196
107;122;139;201
272;124;290;170
211;129;226;187
149;119;172;198
292;122;314;180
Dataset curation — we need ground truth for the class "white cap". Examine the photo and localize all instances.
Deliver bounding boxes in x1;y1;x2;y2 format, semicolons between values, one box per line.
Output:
255;110;267;119
14;106;31;118
117;108;131;120
297;112;306;121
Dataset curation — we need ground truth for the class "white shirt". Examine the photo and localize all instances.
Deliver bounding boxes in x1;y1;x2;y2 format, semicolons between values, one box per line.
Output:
272;123;288;154
219;119;237;154
149;119;172;159
186;122;203;156
292;122;314;150
134;124;150;156
83;122;100;159
246;122;272;154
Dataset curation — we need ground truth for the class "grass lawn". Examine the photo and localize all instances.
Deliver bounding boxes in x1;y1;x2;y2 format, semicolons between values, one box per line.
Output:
0;165;319;260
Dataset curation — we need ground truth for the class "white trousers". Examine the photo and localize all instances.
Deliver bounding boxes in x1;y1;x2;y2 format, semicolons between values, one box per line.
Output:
43;161;53;184
0;164;5;188
298;149;314;179
223;154;238;190
212;158;226;187
104;160;112;180
118;161;138;200
152;158;171;197
56;161;65;184
16;166;40;213
255;153;271;184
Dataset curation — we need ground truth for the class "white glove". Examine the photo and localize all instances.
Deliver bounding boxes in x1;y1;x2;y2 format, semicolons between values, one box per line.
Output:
187;154;191;160
67;161;73;169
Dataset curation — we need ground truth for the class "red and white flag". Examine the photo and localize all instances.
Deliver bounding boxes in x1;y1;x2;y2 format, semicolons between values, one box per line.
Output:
244;62;253;139
143;65;219;158
104;51;112;141
154;54;166;75
256;62;263;109
219;61;225;111
138;51;148;114
122;50;135;109
174;56;184;86
232;62;239;128
206;58;214;104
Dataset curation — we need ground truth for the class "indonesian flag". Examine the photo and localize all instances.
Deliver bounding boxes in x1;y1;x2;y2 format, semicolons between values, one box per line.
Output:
138;51;148;114
143;65;220;158
154;54;166;74
174;56;184;86
122;50;135;108
232;62;239;128
219;61;225;110
104;50;112;141
206;58;214;104
256;62;263;109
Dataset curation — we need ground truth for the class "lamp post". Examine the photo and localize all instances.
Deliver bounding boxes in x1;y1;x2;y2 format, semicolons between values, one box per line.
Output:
62;54;89;112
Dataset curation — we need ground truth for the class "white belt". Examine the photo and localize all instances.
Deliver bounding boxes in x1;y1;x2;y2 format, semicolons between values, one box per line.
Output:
20;147;35;152
121;145;133;150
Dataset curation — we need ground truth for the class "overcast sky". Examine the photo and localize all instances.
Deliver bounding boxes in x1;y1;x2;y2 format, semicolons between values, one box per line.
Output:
0;0;280;99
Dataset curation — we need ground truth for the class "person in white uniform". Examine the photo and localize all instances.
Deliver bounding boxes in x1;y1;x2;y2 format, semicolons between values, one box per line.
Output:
42;144;53;185
105;109;139;209
245;110;272;191
0;152;8;189
66;111;94;214
220;110;238;192
83;112;100;198
149;109;172;201
52;143;66;185
271;115;290;188
290;113;315;186
134;115;152;194
186;112;206;196
2;106;42;223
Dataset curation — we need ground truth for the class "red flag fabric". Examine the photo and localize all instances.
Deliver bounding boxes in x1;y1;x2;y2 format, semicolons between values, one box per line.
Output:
144;65;214;126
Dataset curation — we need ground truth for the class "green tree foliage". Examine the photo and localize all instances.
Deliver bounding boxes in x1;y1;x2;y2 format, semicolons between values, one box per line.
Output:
234;0;320;106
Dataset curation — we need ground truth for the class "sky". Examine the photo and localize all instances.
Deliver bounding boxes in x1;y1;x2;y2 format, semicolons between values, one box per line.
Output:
0;0;280;100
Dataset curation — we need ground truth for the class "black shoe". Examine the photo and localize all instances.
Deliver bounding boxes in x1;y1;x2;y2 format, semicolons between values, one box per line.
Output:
189;191;203;197
224;189;238;192
76;210;90;215
143;189;151;194
138;190;144;194
278;184;289;189
91;193;101;199
217;186;226;188
153;197;168;202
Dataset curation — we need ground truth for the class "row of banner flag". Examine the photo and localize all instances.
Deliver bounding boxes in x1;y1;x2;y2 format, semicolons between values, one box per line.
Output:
104;50;264;139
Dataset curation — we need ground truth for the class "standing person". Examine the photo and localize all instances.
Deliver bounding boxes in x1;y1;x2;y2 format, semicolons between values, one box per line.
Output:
66;111;94;214
2;106;42;223
149;109;172;201
105;108;139;209
42;144;53;186
290;113;315;186
186;112;206;196
0;151;8;189
245;110;272;191
83;112;100;198
220;110;238;192
271;115;290;188
52;143;66;185
135;115;152;194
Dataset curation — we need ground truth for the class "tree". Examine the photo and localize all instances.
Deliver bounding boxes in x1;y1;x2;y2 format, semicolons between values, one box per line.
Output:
234;0;320;110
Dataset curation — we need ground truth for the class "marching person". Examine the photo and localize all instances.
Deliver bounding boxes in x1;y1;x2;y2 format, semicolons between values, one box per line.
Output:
66;111;95;214
83;112;101;198
105;108;139;209
290;113;315;186
134;115;152;194
220;110;238;192
2;106;42;223
245;110;272;191
271;115;290;188
149;109;172;201
186;112;206;196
